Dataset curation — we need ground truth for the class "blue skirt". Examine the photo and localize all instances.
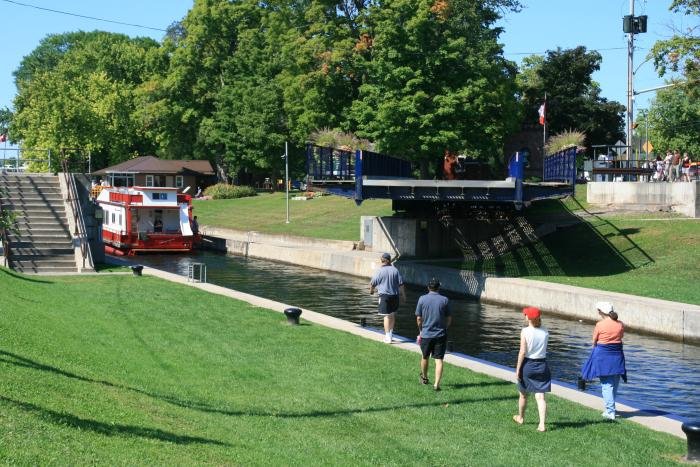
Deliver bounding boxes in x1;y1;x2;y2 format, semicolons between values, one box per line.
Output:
581;343;627;382
517;358;551;393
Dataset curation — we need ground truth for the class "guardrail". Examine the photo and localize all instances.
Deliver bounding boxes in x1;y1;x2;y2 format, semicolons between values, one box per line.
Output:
61;158;94;271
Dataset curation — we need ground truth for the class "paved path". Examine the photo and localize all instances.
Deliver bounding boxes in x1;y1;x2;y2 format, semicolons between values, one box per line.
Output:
139;263;685;439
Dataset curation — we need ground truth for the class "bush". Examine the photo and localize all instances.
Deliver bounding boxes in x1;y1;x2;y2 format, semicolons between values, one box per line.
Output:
203;183;257;200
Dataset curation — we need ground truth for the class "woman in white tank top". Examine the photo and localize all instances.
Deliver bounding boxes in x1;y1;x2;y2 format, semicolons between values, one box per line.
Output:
513;307;551;432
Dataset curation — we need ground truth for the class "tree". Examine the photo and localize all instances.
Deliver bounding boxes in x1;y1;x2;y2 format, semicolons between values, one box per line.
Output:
351;0;521;176
11;31;165;170
650;0;700;98
518;47;625;155
644;86;700;156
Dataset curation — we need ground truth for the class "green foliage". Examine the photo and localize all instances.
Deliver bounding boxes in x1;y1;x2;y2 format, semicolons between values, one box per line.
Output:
650;0;700;97
11;31;165;170
351;0;521;175
544;130;586;155
203;183;257;199
646;86;700;155
518;47;625;155
308;128;372;151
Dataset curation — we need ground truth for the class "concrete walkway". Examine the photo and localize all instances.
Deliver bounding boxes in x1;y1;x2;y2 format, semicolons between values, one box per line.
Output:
138;264;685;439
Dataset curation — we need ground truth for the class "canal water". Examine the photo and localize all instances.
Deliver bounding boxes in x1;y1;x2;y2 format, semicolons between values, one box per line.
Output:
133;251;699;422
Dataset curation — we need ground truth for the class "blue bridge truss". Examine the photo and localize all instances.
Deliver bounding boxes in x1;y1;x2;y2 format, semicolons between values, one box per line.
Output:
305;144;576;210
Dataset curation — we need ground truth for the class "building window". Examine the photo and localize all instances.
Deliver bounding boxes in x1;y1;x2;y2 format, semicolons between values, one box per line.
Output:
146;175;154;187
109;173;135;187
175;175;184;188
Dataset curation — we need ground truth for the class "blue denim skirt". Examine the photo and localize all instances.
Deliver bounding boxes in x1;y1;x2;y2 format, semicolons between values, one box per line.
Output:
518;358;552;393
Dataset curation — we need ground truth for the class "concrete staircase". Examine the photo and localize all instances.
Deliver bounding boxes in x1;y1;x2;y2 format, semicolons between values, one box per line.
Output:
1;174;77;274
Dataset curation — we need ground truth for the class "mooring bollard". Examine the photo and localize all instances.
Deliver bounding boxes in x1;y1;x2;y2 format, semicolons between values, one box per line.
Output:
283;307;302;325
682;421;700;462
130;265;143;276
577;377;587;391
360;318;367;327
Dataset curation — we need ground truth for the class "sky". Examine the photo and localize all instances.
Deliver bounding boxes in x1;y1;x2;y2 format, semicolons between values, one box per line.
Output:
0;0;695;141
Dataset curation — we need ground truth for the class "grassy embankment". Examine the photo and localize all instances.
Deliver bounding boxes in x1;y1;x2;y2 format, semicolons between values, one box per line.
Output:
0;269;685;464
194;187;700;304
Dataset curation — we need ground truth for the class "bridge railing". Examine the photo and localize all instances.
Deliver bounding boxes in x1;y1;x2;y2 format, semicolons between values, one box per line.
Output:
305;144;412;183
543;146;577;185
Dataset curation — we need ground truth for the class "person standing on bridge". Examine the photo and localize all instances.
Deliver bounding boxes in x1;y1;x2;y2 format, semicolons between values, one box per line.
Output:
369;252;406;343
416;277;451;391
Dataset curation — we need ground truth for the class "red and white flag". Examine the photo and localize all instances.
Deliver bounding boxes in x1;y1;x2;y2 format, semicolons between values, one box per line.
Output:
538;102;546;126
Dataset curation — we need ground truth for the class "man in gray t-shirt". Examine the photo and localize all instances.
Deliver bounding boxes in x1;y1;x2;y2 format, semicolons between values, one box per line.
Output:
416;277;451;391
369;252;406;343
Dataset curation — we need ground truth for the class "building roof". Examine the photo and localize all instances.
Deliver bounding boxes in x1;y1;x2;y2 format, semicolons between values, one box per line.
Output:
92;156;215;176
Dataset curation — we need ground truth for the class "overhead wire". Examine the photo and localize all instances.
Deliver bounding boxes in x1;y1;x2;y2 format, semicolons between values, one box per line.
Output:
0;0;167;32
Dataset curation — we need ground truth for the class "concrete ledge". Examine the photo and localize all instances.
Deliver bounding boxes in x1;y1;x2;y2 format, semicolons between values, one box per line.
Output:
204;229;700;343
134;263;685;439
587;181;699;217
202;226;358;251
397;263;700;343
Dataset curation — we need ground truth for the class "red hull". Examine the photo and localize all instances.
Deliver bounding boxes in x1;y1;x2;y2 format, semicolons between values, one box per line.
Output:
103;230;196;256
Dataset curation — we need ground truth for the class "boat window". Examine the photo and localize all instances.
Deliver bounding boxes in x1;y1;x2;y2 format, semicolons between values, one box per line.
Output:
119;214;122;226
111;212;115;224
152;192;168;200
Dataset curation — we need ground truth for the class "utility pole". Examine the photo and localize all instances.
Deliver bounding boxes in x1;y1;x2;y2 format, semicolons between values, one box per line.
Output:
623;3;647;159
626;0;634;158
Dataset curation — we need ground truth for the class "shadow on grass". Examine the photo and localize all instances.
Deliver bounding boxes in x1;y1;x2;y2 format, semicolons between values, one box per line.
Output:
453;196;654;279
0;395;230;446
0;348;513;421
548;419;611;430
0;267;53;283
445;380;512;390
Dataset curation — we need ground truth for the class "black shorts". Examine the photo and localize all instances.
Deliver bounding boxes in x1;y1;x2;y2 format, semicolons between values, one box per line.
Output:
420;335;447;359
377;294;399;316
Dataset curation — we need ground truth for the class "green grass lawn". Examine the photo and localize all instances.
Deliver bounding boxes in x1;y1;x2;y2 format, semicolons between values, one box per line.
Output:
0;269;685;464
193;192;393;241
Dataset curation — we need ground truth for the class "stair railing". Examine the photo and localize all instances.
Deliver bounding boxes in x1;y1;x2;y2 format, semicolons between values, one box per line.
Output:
61;159;94;270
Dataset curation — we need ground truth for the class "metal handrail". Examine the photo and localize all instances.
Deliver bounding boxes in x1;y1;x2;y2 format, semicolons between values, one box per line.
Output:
61;159;94;270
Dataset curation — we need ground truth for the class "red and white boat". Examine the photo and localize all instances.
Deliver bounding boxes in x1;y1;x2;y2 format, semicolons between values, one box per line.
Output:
95;185;198;255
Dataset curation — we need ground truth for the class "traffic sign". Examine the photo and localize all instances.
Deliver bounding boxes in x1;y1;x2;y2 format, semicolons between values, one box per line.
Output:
643;141;654;154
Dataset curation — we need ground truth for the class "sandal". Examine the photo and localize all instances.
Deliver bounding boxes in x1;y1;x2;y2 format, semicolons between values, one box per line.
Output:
420;374;430;385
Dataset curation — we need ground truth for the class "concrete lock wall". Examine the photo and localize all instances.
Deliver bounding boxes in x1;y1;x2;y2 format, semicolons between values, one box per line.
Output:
203;224;700;343
587;181;699;217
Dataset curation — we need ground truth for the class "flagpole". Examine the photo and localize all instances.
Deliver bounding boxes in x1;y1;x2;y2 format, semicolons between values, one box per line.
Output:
543;93;547;155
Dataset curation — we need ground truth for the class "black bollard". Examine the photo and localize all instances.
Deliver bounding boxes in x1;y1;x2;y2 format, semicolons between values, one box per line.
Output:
360;318;367;327
130;265;143;276
577;377;587;391
682;421;700;462
283;307;302;325
447;341;454;352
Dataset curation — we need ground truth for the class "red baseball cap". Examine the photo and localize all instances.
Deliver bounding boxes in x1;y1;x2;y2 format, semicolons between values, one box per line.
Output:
523;307;541;320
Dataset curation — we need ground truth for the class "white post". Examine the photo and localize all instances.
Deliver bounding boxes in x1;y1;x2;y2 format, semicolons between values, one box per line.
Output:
285;141;290;224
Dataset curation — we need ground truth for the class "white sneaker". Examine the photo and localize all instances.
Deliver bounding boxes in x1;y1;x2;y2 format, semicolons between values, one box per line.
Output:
601;411;616;420
383;332;393;343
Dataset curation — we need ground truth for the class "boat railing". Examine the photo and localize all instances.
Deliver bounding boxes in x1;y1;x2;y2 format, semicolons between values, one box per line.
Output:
62;159;94;271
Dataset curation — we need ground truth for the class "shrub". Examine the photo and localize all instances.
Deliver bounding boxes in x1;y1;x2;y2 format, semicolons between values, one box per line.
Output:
203;183;257;200
545;130;586;155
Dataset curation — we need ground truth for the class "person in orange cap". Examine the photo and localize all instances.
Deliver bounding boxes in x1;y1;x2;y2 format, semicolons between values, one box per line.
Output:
513;306;551;432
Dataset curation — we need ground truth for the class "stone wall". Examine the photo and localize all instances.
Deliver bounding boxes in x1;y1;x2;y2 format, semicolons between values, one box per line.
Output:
587;180;699;217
